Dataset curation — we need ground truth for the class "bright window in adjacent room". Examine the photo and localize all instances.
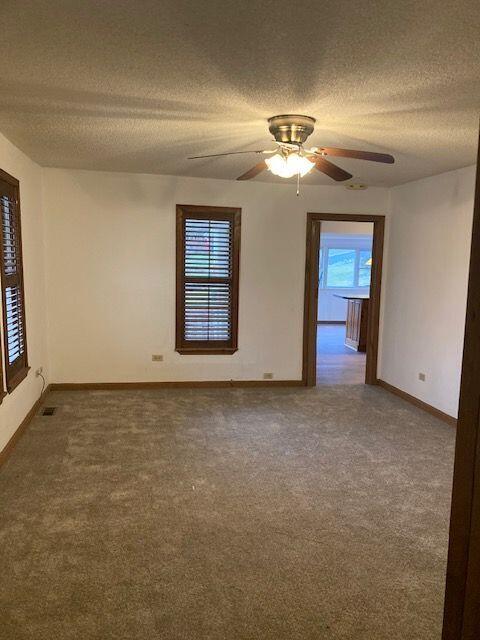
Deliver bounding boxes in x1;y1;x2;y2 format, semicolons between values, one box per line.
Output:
358;249;372;286
326;248;356;287
321;246;372;288
176;205;241;354
0;169;29;392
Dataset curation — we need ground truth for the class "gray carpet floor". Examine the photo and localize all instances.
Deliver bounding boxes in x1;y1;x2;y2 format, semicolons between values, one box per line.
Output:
0;386;455;639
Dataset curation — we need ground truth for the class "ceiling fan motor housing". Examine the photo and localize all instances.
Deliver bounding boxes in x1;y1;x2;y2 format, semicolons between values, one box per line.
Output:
268;114;316;144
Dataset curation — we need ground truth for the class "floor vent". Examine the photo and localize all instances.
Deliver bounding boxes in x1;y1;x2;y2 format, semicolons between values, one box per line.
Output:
42;407;57;416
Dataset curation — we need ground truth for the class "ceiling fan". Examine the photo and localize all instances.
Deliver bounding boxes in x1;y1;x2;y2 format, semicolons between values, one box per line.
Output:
188;114;394;194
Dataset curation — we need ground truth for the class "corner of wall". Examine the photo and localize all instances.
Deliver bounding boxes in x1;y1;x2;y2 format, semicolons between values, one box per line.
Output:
376;185;394;381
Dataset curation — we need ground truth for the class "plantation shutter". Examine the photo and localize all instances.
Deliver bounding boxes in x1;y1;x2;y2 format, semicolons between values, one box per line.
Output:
0;170;28;392
176;205;241;354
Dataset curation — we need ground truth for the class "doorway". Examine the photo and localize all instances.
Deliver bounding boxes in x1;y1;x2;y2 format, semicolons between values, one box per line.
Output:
303;213;385;386
317;221;374;384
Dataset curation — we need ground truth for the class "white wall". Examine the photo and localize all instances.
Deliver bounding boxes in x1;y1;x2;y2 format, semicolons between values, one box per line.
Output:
42;169;389;383
0;133;49;452
379;166;476;418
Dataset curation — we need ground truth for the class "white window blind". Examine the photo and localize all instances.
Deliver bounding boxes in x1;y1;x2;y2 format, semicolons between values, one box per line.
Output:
184;218;232;342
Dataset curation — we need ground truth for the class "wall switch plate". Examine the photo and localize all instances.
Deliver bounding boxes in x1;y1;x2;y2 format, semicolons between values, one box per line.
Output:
418;372;426;381
263;372;274;380
152;355;164;362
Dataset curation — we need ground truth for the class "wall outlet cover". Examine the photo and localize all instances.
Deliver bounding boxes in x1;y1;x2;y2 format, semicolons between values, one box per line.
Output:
263;372;274;380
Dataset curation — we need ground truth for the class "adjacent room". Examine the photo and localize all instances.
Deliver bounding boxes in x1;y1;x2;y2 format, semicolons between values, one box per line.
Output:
0;2;479;639
317;220;374;385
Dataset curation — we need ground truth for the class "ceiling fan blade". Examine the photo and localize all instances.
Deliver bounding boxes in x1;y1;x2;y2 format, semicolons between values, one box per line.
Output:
188;149;274;160
311;156;353;182
236;160;267;181
320;147;395;164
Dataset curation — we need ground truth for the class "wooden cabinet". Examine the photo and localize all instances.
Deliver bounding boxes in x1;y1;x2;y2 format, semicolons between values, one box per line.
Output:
335;296;370;352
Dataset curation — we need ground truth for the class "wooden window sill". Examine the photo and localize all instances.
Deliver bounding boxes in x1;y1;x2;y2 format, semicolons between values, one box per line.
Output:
176;347;238;355
7;366;30;393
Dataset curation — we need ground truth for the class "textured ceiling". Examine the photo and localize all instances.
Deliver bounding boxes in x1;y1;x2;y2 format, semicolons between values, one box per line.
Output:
0;0;479;186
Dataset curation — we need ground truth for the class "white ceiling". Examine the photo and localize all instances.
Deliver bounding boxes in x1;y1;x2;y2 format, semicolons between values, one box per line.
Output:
0;0;478;186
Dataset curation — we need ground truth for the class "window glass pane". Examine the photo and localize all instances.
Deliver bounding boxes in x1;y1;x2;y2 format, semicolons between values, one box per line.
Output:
326;249;356;287
358;249;372;287
319;247;324;287
184;282;231;341
184;219;231;278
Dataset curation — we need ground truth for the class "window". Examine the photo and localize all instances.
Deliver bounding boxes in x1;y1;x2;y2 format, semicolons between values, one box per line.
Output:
176;205;241;354
0;169;28;392
326;248;356;287
358;249;372;287
320;246;372;288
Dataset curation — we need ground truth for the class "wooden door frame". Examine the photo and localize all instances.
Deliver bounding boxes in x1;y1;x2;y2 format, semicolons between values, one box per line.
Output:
302;212;385;386
442;137;480;640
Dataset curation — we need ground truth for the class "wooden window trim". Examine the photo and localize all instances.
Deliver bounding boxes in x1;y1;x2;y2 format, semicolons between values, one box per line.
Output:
176;204;241;355
0;168;29;393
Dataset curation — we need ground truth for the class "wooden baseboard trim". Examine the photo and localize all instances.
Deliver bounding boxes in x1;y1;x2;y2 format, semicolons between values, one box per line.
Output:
377;379;457;427
49;380;305;391
0;384;51;467
317;320;346;325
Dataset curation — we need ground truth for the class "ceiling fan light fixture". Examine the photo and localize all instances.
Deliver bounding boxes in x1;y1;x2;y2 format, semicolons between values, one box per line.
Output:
188;114;394;190
265;152;314;179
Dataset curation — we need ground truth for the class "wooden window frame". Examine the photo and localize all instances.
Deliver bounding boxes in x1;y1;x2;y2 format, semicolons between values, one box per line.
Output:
175;204;241;355
0;168;29;393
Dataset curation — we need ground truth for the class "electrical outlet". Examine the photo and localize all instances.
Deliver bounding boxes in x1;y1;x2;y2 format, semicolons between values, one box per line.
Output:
263;372;274;380
152;354;164;362
35;367;43;376
418;372;426;382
